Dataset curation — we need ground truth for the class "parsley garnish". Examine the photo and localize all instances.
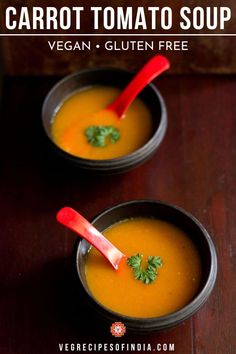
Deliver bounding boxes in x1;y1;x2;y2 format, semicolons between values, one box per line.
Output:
85;125;120;147
127;254;163;284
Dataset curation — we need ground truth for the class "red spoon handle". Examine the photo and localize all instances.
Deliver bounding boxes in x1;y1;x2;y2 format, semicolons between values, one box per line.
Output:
108;55;170;119
57;207;125;270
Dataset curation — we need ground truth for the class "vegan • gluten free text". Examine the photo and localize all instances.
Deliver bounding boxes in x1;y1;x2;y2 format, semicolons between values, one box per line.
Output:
48;40;189;52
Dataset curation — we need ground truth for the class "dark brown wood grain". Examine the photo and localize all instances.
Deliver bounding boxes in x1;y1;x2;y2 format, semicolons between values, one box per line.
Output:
0;74;235;354
0;0;236;74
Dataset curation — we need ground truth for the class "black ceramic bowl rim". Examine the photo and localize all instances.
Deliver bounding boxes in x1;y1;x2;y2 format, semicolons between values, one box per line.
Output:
42;67;167;169
75;200;217;331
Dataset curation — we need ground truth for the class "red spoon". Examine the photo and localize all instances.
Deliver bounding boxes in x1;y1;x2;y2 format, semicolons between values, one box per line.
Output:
57;207;125;270
107;55;170;120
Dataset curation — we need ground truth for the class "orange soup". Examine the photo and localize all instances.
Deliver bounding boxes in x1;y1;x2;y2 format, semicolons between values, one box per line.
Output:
85;218;202;318
51;86;153;160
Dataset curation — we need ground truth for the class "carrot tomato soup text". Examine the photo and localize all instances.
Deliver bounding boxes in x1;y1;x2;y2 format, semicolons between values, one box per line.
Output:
85;218;202;318
51;86;153;160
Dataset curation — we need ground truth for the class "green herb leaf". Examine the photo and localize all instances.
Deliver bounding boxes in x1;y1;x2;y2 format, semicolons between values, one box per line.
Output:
85;125;120;147
127;254;163;284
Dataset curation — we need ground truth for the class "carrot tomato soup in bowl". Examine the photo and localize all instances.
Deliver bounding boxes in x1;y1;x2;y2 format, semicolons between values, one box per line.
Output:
42;68;167;174
76;200;217;332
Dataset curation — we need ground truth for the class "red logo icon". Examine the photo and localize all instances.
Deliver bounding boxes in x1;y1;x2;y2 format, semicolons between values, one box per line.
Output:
110;322;126;337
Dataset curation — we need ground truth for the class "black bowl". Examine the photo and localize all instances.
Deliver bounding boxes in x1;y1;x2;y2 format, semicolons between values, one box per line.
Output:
75;200;217;333
42;68;167;175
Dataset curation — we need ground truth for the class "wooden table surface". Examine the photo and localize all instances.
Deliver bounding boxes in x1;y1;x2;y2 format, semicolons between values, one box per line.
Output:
0;75;235;354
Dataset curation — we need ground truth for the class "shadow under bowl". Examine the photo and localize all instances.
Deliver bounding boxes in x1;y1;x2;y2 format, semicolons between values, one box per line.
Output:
75;200;217;333
42;68;167;175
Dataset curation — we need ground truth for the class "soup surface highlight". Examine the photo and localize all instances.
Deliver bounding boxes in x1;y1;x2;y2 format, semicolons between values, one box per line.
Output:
51;86;153;160
85;218;202;318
